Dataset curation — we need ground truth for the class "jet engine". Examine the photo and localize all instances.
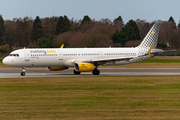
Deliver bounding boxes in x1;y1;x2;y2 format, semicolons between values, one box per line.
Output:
75;63;95;72
47;67;68;71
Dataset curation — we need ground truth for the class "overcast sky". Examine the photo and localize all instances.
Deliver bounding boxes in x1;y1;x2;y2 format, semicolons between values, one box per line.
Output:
0;0;179;24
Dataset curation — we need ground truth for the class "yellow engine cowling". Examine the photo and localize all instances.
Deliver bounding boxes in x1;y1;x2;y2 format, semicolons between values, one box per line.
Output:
75;63;95;72
47;67;68;71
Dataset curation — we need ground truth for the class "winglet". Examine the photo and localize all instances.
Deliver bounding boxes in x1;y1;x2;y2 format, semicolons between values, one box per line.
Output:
61;44;64;48
146;44;154;55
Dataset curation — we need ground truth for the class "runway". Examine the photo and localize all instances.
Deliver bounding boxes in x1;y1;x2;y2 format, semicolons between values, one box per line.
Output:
0;68;180;78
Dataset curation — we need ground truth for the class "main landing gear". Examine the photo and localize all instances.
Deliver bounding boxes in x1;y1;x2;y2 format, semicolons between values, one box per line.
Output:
21;67;26;76
73;69;81;75
73;68;100;75
92;68;100;75
73;69;100;75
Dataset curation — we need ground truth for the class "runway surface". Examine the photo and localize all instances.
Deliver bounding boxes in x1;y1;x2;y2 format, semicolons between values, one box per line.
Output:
0;68;180;78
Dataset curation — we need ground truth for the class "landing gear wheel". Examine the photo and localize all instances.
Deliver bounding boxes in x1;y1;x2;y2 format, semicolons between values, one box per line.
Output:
73;69;81;75
92;69;100;75
21;72;25;76
21;67;26;76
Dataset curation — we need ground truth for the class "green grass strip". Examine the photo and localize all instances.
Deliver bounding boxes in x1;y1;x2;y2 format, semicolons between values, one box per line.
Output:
138;57;180;63
0;58;3;63
0;76;180;119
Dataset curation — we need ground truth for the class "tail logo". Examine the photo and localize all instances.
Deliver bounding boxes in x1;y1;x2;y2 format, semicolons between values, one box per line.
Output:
152;31;155;34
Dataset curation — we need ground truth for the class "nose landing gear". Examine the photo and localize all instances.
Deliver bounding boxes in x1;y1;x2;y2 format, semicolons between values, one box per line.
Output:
21;67;26;76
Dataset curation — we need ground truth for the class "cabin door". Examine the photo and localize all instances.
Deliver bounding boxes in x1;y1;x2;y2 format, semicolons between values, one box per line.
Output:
24;50;30;61
98;51;103;59
58;50;63;60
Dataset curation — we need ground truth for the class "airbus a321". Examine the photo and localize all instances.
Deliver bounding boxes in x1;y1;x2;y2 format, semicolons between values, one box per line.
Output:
3;22;164;76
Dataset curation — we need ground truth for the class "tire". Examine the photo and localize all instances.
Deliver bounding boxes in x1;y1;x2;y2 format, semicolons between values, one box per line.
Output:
92;70;100;75
21;72;25;76
73;70;81;75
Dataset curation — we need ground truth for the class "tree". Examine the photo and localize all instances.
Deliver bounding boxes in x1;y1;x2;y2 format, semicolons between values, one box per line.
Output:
0;15;5;45
32;16;43;42
112;30;127;47
36;35;54;48
81;15;91;25
53;22;116;48
12;17;33;47
113;16;124;31
168;16;176;28
111;20;141;46
41;16;59;36
63;16;70;32
4;20;14;46
178;20;180;28
0;44;12;52
159;22;175;48
114;16;123;22
55;15;70;35
136;19;150;39
122;20;141;41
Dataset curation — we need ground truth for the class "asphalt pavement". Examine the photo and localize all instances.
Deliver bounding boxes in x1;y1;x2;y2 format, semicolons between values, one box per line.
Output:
0;68;180;78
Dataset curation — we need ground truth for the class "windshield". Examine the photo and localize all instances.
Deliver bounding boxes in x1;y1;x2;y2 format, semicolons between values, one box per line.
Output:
8;54;20;57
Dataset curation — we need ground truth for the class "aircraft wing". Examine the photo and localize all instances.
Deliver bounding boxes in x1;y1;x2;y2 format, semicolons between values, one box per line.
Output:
72;57;134;65
87;57;134;63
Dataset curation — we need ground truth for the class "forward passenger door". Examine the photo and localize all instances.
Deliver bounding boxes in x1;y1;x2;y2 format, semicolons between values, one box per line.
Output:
58;50;63;60
24;50;30;61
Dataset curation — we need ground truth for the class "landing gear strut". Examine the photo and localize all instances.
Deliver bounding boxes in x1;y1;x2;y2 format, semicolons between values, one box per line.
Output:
21;67;26;76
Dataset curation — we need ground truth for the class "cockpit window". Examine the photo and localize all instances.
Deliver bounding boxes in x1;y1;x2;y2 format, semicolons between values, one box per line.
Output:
8;54;20;57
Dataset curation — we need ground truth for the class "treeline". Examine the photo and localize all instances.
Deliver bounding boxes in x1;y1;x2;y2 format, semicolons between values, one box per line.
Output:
0;15;179;53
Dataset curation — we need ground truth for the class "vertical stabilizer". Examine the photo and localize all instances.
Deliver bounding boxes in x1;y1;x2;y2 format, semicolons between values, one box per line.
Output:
138;22;162;49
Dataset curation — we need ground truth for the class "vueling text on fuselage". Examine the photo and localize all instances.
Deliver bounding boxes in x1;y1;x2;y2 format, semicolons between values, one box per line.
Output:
30;50;56;55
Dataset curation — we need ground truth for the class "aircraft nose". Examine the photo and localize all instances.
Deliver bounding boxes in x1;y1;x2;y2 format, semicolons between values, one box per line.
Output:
3;57;8;65
2;57;11;66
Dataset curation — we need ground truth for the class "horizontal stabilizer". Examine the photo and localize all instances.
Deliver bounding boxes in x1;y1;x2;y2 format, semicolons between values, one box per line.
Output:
151;50;177;54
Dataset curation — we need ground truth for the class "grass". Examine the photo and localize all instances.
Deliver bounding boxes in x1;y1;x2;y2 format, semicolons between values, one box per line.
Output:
0;76;180;119
138;57;180;63
0;58;3;63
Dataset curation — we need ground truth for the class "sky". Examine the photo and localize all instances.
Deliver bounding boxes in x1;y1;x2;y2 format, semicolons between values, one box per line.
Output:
0;0;180;24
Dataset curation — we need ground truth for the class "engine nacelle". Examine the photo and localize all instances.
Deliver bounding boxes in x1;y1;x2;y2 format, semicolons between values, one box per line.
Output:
47;67;68;71
75;63;95;72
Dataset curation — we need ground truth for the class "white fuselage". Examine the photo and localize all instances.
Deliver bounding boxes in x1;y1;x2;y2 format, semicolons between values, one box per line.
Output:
3;47;159;67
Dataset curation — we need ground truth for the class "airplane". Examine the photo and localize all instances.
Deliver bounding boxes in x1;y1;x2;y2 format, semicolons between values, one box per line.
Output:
3;22;164;76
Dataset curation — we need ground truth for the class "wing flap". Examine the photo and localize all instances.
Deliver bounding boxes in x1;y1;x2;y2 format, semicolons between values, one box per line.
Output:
90;57;134;63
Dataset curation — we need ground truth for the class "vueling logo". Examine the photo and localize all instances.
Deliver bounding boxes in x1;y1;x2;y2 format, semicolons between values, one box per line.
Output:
46;50;56;53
